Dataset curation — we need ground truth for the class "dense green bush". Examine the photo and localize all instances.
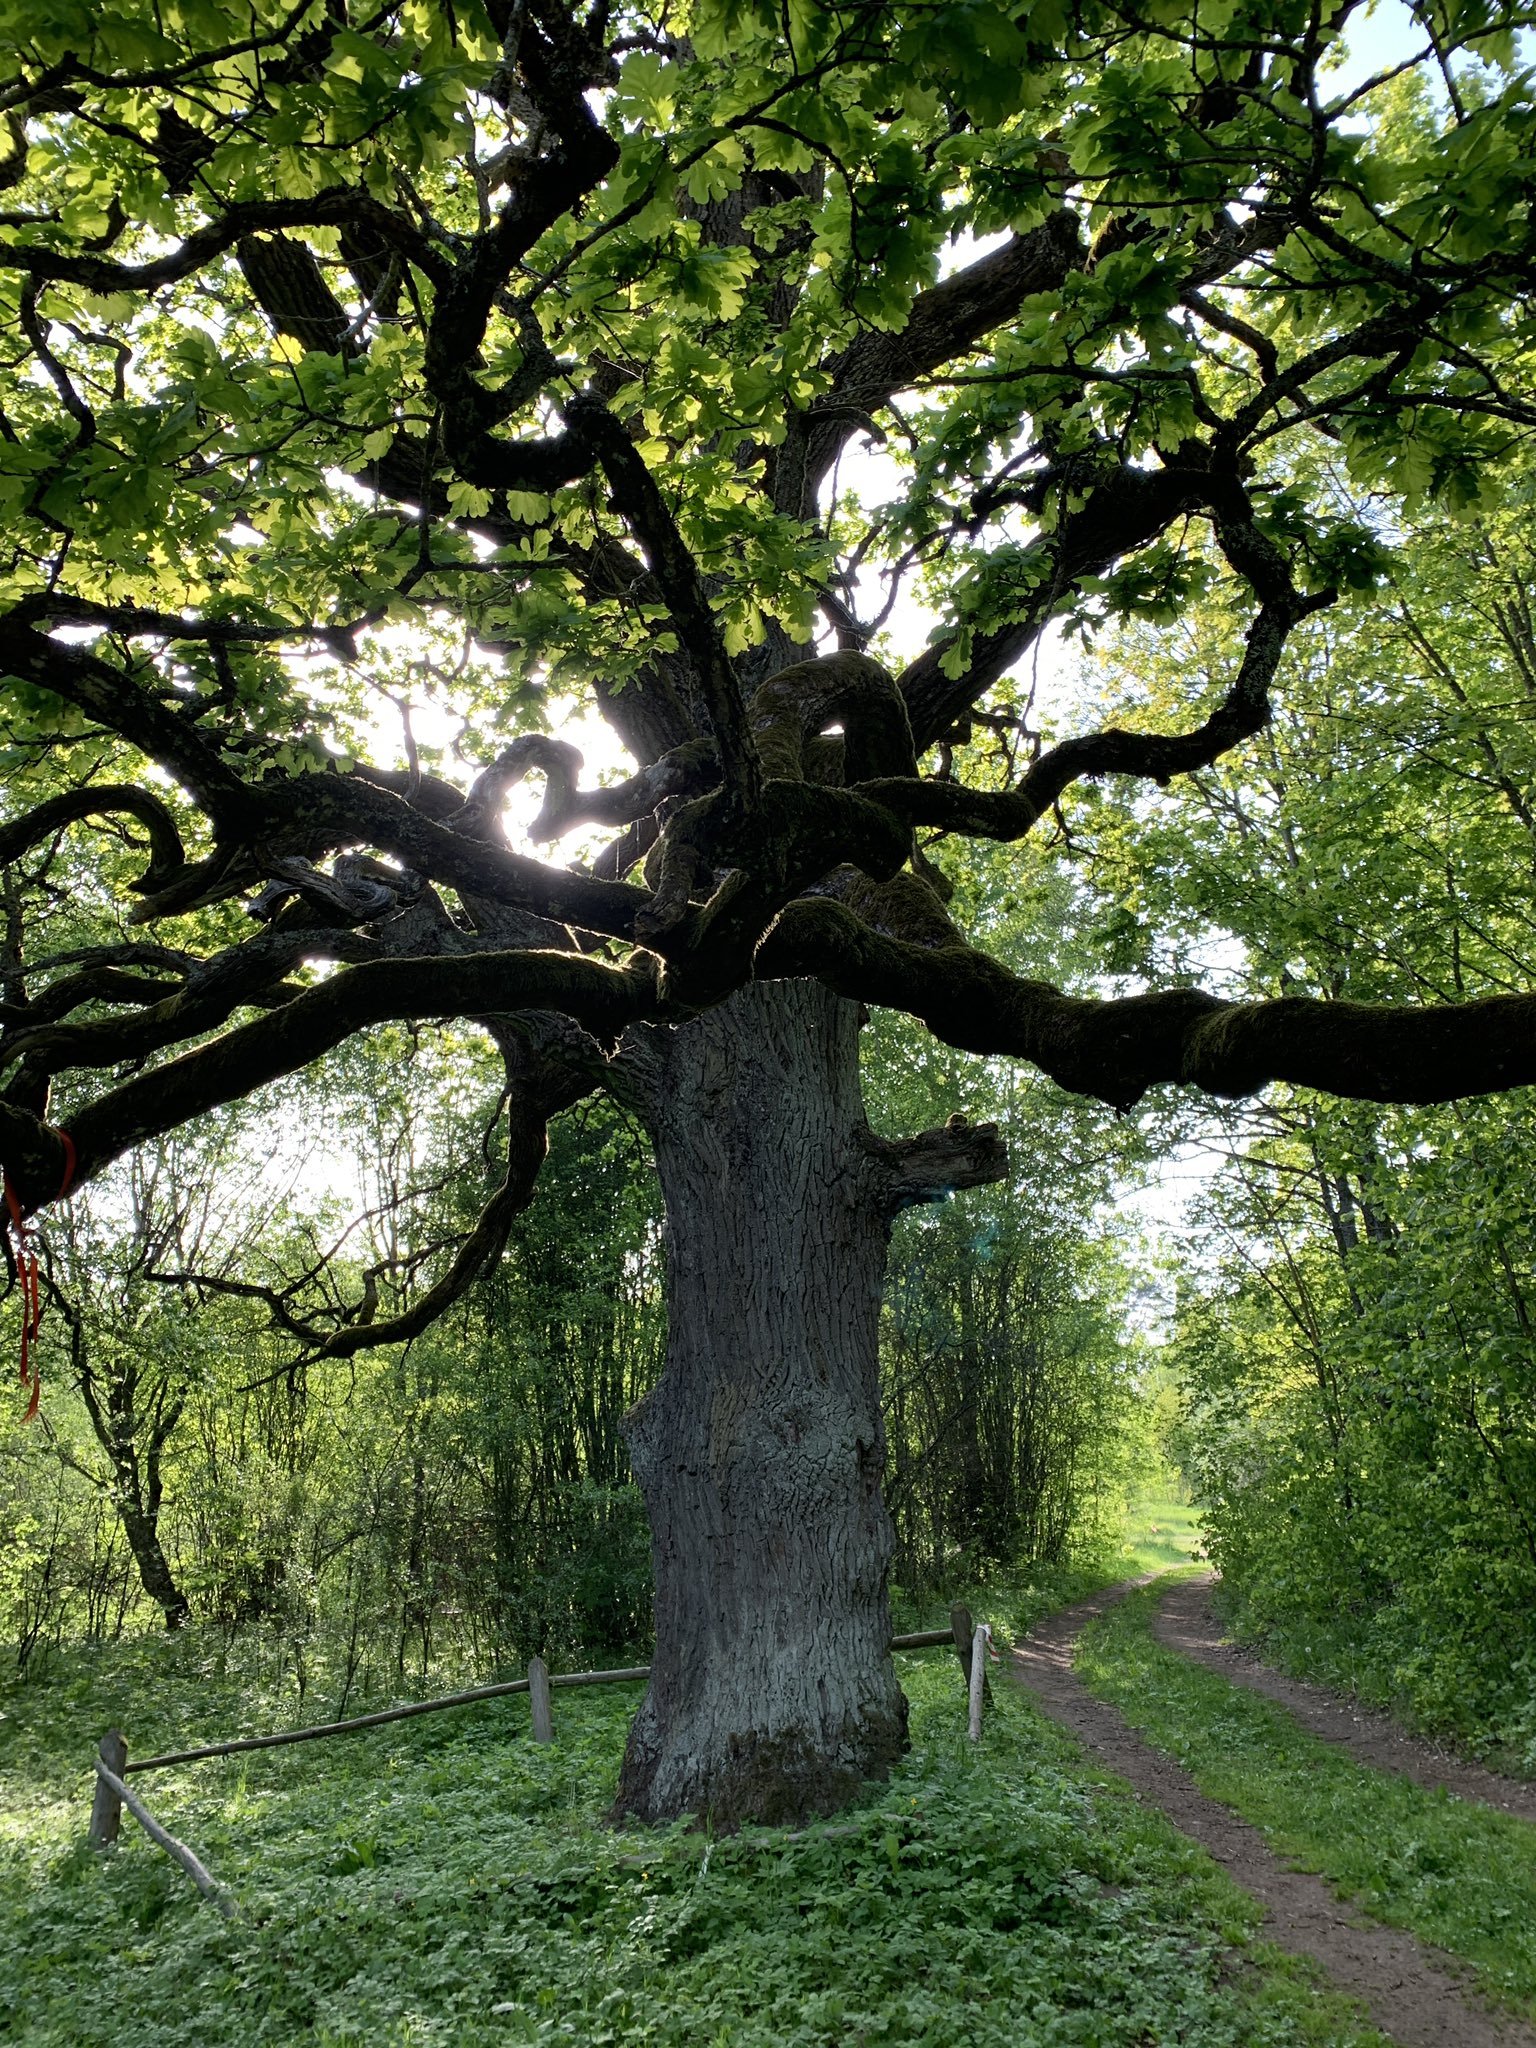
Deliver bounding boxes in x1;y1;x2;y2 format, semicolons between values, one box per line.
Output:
1171;1094;1536;1763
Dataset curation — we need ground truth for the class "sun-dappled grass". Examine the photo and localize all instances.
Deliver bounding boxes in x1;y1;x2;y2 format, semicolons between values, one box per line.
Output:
889;1491;1205;1650
1121;1495;1204;1573
1;1617;1392;2047
1077;1578;1536;2022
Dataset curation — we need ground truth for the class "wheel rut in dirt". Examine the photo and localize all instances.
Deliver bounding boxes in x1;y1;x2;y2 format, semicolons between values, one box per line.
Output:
1152;1575;1536;1827
1009;1580;1536;2048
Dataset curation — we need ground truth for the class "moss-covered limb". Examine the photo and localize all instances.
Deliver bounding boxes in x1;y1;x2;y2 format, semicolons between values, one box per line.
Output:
460;734;722;889
640;780;915;987
0;949;660;1210
248;773;653;941
507;736;721;843
758;897;1536;1110
748;651;918;784
0;954;314;1079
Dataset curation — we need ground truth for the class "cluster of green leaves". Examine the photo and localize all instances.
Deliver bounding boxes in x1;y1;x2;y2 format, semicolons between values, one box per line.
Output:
2;0;1528;769
1078;1580;1536;2020
0;1632;1394;2046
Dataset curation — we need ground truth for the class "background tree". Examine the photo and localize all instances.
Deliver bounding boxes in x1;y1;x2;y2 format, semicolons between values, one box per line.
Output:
2;0;1535;1823
1080;493;1536;1756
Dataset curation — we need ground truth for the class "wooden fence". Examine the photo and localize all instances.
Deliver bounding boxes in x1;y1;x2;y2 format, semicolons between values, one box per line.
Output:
87;1605;996;1911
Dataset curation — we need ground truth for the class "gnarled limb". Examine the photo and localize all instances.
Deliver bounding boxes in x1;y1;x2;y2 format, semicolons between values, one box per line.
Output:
760;898;1536;1111
0;785;186;893
749;651;917;784
469;735;722;844
862;578;1321;841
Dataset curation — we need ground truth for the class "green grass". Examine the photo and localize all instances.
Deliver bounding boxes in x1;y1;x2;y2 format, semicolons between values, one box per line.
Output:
1121;1495;1204;1573
1077;1577;1536;2023
891;1493;1205;1651
0;1623;1394;2046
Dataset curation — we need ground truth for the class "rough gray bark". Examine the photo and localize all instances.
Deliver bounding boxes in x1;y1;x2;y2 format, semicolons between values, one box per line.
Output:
613;981;910;1828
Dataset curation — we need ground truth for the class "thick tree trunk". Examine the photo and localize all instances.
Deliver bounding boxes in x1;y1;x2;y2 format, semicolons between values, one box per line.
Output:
614;981;909;1828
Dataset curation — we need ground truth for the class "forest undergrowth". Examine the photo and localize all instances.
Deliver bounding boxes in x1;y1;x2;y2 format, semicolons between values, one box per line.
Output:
1076;1576;1536;2024
0;1514;1389;2048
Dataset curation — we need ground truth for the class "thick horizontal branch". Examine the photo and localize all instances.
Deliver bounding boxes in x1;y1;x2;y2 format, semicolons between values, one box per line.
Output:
0;926;378;1079
274;774;652;940
0;190;449;294
0;951;659;1208
758;899;1536;1111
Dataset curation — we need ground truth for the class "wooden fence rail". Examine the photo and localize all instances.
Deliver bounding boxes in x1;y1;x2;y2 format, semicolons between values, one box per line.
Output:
122;1633;961;1776
90;1750;237;1918
88;1612;992;1895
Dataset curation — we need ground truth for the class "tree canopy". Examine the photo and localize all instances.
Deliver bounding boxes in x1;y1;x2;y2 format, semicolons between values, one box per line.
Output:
2;0;1535;1330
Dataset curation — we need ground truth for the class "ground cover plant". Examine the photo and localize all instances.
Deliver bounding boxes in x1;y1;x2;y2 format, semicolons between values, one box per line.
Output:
1;1633;1394;2048
6;0;1536;1833
1076;1578;1536;2023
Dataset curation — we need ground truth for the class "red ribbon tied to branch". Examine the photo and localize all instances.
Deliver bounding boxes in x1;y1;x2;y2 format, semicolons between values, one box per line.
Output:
2;1129;76;1424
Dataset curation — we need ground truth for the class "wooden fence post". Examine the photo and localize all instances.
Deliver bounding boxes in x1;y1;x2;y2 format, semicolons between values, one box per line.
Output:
88;1729;127;1848
528;1655;553;1743
968;1624;991;1742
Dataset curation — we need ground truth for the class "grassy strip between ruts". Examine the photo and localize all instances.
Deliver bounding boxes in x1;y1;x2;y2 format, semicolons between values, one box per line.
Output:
0;1627;1394;2047
1076;1574;1536;2025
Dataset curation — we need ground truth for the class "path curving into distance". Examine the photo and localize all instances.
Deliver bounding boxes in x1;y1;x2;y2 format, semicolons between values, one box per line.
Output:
1152;1574;1536;1828
1009;1579;1536;2048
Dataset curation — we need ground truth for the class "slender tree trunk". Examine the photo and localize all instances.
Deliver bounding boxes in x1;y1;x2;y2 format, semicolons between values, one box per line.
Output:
614;981;909;1828
117;1493;191;1630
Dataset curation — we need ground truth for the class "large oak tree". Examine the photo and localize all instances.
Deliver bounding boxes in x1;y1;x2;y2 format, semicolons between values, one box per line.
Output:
1;0;1533;1824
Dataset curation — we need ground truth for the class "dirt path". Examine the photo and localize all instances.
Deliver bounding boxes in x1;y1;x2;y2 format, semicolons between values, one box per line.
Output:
1153;1575;1536;1827
1009;1580;1536;2048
